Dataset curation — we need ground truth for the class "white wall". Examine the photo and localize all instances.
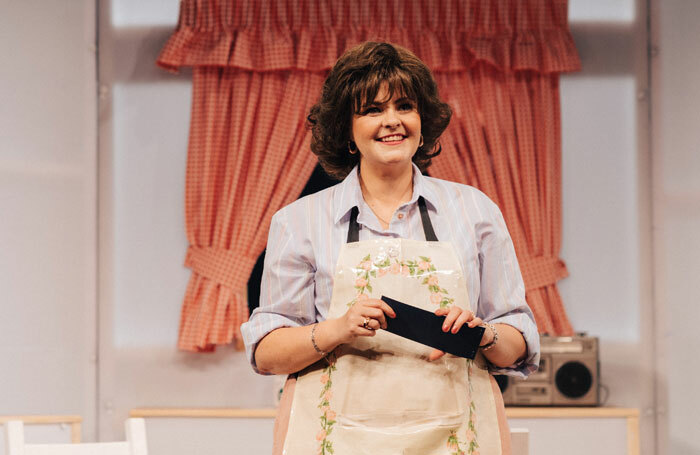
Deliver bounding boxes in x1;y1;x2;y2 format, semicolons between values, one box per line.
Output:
3;1;698;454
558;1;656;452
0;0;97;441
651;1;700;454
95;0;275;442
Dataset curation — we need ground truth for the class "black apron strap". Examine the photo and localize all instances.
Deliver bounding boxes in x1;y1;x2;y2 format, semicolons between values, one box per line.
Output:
347;206;360;243
418;196;438;242
346;197;438;243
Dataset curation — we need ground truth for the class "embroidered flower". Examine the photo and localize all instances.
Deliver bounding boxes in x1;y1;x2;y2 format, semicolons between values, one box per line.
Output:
427;275;439;286
325;410;336;420
324;390;332;401
466;429;475;442
360;260;372;271
447;430;467;455
418;260;431;271
355;277;368;287
316;429;327;441
389;262;401;274
401;265;410;276
430;293;443;305
378;267;388;277
320;373;329;385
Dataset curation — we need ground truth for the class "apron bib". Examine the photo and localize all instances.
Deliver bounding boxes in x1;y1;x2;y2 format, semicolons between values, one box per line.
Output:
277;198;507;455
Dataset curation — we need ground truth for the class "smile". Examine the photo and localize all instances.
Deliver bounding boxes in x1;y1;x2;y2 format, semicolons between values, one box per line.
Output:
376;135;406;143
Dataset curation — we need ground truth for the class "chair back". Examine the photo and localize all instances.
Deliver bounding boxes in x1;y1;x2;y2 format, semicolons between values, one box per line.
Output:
4;418;147;455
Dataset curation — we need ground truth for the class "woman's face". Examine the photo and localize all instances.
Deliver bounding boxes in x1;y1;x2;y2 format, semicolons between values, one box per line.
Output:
350;83;422;172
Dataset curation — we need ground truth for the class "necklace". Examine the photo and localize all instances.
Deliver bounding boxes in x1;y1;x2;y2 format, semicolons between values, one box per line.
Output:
362;184;412;228
358;167;413;228
368;203;393;226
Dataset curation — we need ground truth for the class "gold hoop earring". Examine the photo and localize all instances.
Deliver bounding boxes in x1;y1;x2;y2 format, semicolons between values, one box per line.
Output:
419;135;424;148
348;141;357;154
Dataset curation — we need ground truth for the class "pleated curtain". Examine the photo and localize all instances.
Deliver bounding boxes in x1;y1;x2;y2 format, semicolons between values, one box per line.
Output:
158;0;580;351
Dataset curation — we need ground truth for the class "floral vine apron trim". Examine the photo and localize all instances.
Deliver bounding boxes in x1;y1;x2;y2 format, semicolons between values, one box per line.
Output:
465;359;480;454
349;254;455;308
317;354;337;455
445;361;480;455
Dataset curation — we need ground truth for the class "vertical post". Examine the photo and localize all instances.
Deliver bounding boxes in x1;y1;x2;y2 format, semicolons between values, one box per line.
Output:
627;414;640;455
71;421;82;443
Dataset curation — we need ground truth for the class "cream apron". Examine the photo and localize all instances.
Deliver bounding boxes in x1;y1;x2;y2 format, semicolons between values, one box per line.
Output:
275;198;510;455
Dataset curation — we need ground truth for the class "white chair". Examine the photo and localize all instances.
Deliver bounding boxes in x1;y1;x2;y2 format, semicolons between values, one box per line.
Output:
4;418;148;455
510;427;530;455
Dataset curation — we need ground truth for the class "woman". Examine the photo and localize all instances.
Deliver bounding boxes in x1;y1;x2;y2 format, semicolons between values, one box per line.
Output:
241;42;539;455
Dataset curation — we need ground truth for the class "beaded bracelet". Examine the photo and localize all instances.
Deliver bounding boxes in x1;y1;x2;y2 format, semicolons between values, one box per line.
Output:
480;322;499;351
310;323;328;357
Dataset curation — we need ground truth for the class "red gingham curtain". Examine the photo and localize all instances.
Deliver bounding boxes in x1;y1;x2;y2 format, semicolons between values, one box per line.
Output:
432;69;574;336
158;0;580;351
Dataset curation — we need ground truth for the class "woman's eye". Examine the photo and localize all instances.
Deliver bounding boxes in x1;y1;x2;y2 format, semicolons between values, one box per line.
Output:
399;103;414;111
363;107;381;115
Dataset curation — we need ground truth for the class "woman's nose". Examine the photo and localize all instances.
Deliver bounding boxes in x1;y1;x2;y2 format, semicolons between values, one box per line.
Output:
382;108;401;128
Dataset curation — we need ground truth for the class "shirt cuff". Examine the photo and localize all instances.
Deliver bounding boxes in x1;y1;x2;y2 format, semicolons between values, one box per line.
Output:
240;310;305;375
485;314;540;379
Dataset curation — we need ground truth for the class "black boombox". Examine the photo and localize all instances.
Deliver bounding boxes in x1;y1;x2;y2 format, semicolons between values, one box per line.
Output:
495;334;599;406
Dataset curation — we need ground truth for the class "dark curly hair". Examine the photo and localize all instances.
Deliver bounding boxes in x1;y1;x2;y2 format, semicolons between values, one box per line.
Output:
307;42;452;180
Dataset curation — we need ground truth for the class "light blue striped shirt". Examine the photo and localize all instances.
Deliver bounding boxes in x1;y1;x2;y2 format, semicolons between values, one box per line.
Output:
241;164;539;377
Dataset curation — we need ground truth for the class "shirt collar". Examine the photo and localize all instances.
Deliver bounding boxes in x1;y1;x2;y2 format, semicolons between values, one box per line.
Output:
332;163;440;225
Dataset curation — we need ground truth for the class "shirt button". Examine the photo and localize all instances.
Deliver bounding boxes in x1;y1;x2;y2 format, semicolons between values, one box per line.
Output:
397;213;404;219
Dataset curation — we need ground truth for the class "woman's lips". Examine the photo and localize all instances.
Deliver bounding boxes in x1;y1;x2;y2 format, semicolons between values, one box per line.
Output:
376;135;406;145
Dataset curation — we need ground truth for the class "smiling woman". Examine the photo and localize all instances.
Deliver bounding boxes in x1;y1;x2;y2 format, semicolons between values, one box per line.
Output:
350;88;422;176
241;41;538;455
307;42;452;180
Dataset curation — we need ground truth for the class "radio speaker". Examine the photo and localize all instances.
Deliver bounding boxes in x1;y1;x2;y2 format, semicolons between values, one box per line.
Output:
496;335;599;406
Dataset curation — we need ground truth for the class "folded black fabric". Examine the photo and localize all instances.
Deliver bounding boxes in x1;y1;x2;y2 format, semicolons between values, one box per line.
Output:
381;295;485;359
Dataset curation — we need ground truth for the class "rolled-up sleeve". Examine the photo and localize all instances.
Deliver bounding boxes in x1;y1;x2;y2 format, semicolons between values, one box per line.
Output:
240;209;317;374
475;200;540;378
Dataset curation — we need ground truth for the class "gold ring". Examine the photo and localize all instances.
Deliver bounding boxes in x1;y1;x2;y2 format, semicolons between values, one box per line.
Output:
362;317;371;329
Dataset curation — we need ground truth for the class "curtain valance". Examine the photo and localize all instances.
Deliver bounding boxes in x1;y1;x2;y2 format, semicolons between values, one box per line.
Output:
157;0;581;74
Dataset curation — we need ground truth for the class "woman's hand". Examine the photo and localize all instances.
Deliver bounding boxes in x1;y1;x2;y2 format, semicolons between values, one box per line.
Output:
428;306;493;361
331;298;396;345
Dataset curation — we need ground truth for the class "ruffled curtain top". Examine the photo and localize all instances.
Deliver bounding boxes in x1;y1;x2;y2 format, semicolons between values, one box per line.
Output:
157;0;581;74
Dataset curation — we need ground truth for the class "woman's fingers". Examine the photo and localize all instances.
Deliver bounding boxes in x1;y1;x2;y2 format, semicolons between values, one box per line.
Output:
352;315;377;336
435;306;480;333
450;308;472;334
440;306;463;332
360;306;388;329
366;318;381;331
357;299;395;329
359;326;377;336
434;307;451;317
379;301;396;318
467;316;483;328
365;298;396;319
429;349;445;361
